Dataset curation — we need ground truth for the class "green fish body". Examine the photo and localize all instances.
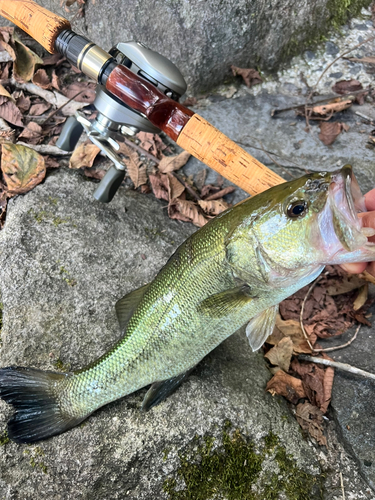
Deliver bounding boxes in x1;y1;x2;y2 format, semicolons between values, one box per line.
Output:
1;165;374;443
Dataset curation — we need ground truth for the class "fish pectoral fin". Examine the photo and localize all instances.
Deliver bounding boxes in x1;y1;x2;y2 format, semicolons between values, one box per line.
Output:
141;369;195;412
115;283;150;332
198;285;253;318
246;304;279;352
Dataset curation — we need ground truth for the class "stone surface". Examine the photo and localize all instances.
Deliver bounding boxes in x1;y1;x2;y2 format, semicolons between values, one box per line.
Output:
0;169;329;499
5;0;371;92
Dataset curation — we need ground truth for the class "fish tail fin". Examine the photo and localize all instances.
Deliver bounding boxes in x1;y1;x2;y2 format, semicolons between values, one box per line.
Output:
0;366;83;443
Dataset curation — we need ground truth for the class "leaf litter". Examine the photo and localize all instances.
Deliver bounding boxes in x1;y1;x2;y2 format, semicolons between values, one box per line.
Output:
0;25;373;448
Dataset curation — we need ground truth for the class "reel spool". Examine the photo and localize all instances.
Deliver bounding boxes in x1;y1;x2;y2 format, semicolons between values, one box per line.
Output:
56;42;187;202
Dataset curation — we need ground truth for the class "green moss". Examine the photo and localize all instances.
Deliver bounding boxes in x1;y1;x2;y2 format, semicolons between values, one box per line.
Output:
59;266;77;287
23;447;48;474
54;358;71;372
0;430;9;446
279;0;372;67
163;426;324;500
28;208;72;227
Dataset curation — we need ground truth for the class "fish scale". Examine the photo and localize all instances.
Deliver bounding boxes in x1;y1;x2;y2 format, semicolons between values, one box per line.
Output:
1;166;375;442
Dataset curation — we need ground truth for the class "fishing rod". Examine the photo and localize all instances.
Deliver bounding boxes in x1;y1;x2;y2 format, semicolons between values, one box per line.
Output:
0;0;285;202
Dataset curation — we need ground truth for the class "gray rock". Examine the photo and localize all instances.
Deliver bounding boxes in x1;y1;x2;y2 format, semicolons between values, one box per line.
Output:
8;0;371;92
0;169;327;499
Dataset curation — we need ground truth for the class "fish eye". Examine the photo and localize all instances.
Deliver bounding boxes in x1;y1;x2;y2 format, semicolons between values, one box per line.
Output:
286;200;308;218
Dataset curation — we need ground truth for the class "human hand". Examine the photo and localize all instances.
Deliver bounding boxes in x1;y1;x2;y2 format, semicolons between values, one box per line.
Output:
340;187;375;276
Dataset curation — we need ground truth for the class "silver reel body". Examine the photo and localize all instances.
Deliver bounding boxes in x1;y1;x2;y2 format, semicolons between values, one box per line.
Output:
56;42;187;202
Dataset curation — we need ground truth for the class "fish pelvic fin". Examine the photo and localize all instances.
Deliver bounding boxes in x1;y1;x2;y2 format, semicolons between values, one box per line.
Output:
141;369;195;412
197;285;253;318
0;366;83;443
115;283;150;332
246;304;279;352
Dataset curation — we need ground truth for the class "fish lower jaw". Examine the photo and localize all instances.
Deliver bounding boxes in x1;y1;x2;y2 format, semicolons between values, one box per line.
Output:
324;242;375;265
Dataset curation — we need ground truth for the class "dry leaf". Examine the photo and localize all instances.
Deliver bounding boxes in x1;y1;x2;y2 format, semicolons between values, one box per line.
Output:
118;143;147;188
0;97;23;127
63;82;96;103
0;84;13;101
353;283;368;311
83;166;106;180
295;402;327;446
149;172;169;201
44;156;60;169
13;33;44;81
137;131;167;158
204;186;235;201
268;314;313;354
32;68;52;89
18;122;43;144
166;173;185;200
15;92;31;113
266;370;306;404
310;100;352;116
182;96;198;107
168;198;208;227
69;141;100;169
1;143;46;195
231;65;262;88
332;79;363;94
30;101;51;116
318;121;348;146
198;199;230;216
325;274;366;295
264;337;294;372
158;151;191;173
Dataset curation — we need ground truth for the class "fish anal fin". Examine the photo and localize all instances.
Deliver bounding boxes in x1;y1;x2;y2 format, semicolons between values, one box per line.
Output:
198;285;253;318
246;304;279;352
141;369;195;412
115;284;149;331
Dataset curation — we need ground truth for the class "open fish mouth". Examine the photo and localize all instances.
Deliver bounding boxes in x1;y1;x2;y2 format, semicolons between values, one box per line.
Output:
325;165;375;262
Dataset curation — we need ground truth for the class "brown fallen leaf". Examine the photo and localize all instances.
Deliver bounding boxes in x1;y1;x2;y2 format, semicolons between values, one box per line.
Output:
182;96;198;107
325;274;366;296
332;79;363;94
168;198;208;227
32;68;52;90
15;92;31;113
83;166;106;180
309;100;352;117
1;143;46;195
29;101;51;116
231;65;262;88
166;173;185;200
44;156;60;169
198;199;230;216
13;33;44;82
137;131;167;159
295;402;327;446
353;283;368;311
69;141;100;169
204;186;235;201
158;151;191;173
318;121;349;146
118;143;147;188
267;314;313;354
264;337;294;372
63;82;96;103
18;122;44;144
346;56;375;64
0;96;23;127
149;172;169;201
266;370;306;404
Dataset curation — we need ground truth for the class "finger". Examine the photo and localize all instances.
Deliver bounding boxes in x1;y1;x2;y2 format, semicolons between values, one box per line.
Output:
364;188;375;211
366;261;375;277
359;211;375;243
340;262;367;274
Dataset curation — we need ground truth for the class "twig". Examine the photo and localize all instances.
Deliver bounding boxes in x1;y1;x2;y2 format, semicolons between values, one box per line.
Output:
41;90;86;124
173;173;201;201
313;34;375;90
298;355;375;381
313;324;361;353
355;111;374;123
300;274;326;351
16;142;71;155
340;472;345;500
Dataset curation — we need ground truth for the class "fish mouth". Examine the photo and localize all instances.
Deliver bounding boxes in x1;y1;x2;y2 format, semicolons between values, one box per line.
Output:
325;165;375;263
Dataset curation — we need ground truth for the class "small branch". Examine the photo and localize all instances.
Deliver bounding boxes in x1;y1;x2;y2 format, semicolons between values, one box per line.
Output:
313;34;375;90
298;355;375;381
41;90;86;124
122;136;161;164
340;472;345;500
313;324;361;353
16;142;70;155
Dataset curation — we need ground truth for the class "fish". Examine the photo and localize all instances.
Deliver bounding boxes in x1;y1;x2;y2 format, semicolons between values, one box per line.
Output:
0;165;374;443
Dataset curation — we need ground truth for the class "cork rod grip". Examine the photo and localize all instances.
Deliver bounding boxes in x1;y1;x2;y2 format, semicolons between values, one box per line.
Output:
177;114;285;195
0;0;71;53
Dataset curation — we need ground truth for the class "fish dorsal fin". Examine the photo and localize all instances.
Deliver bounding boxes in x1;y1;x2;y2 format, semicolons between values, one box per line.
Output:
141;369;195;411
115;284;149;331
198;285;253;318
246;304;278;352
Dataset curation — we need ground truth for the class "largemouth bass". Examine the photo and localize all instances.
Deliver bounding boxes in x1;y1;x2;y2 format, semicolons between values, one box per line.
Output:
1;165;374;443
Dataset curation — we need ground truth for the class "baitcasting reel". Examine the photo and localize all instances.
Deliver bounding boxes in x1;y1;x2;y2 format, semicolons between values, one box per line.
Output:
56;42;187;202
